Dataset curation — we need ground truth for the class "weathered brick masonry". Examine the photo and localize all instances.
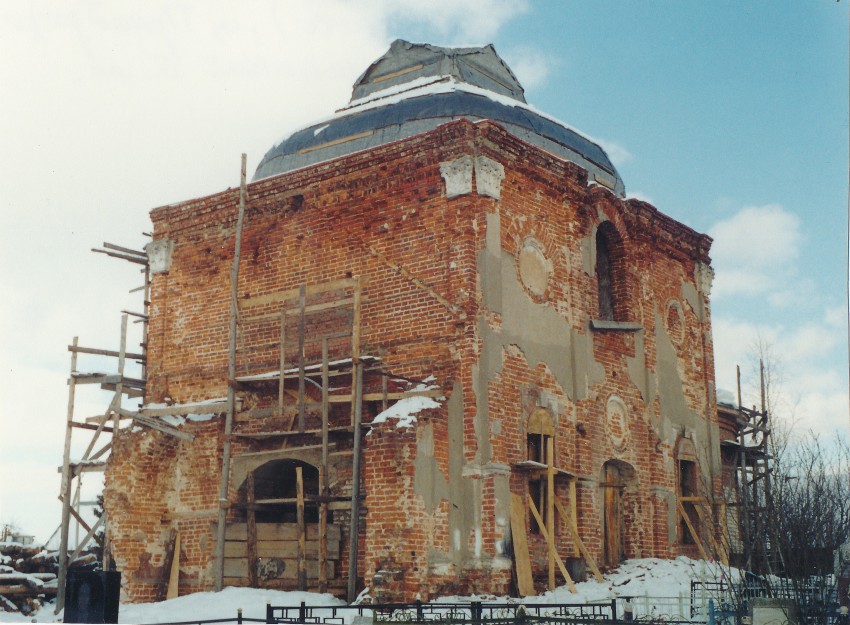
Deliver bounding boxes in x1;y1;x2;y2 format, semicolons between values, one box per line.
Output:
104;40;721;603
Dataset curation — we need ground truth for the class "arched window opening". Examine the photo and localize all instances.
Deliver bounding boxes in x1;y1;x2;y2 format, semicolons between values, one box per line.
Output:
595;222;626;321
527;407;554;534
243;459;321;524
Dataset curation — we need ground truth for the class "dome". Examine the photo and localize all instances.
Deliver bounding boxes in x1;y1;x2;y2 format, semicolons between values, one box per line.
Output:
253;40;625;196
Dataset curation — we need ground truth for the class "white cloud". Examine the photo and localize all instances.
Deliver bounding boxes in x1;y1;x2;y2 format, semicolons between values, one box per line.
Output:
627;191;656;204
0;0;535;542
711;312;848;440
502;46;553;91
378;0;529;42
596;139;633;168
708;204;802;300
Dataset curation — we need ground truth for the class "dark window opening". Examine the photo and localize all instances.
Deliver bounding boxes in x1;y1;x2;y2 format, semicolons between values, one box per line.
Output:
679;459;697;544
595;222;627;322
246;459;322;524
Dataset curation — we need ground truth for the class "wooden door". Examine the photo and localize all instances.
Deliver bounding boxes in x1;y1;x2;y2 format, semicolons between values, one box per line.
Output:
602;463;623;566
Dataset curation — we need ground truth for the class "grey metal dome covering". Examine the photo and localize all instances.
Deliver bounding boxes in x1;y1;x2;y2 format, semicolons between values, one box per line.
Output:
253;40;625;196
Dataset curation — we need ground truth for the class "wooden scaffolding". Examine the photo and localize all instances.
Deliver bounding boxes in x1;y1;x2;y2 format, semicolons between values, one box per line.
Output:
55;243;150;614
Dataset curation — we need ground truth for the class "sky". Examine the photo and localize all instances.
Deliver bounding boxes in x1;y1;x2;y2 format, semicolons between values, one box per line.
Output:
0;1;847;543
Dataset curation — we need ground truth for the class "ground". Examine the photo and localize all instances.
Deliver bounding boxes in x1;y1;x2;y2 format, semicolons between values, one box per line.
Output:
4;557;733;623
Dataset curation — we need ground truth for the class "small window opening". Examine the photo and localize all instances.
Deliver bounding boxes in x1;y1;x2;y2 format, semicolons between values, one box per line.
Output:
679;459;698;544
527;408;554;534
595;222;626;321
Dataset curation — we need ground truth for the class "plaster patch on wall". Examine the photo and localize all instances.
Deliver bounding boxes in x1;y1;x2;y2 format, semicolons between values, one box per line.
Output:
146;239;174;274
654;312;703;437
414;421;449;514
440;156;473;198
681;280;705;324
446;380;474;565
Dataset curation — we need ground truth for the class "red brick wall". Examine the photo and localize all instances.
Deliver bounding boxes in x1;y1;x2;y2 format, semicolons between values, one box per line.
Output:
105;119;718;602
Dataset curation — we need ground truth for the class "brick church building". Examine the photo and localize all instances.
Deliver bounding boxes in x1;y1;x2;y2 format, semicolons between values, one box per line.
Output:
103;40;722;603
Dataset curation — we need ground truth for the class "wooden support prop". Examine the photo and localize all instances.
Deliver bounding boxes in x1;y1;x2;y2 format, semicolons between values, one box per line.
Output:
158;528;176;601
691;499;728;565
347;362;363;603
319;339;329;593
553;498;604;583
349;277;361;428
247;472;258;587
297;284;306;434
278;307;286;419
677;499;710;561
526;495;576;593
56;336;79;614
214;153;247;592
568;479;579;557
546;438;556;590
67;515;104;566
296;466;307;591
167;530;181;600
509;493;535;596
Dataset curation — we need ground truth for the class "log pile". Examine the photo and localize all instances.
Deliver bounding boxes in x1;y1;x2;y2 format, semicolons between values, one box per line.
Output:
0;540;60;616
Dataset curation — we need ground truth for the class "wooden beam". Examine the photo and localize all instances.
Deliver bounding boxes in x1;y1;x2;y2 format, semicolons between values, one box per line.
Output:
297;284;306;434
68;344;146;361
526;494;576;593
677;499;710;561
238;277;361;310
296;466;307;591
247;472;258;587
553;498;604;583
166;530;180;600
347;362;363;603
278;308;286;419
214;153;248;592
546;438;556;590
319;339;329;594
509;493;534;596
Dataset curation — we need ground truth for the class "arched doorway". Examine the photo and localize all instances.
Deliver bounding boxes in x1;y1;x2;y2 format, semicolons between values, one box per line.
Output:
600;460;635;567
242;459;320;523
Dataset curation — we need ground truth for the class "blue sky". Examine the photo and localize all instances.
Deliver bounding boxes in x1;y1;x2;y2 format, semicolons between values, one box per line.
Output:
1;1;847;541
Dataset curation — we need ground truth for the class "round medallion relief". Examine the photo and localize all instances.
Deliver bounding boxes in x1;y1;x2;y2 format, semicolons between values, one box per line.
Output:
518;239;551;299
606;395;630;452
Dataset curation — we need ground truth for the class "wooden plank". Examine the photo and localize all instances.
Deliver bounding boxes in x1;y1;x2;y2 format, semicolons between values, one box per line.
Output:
278;308;286;419
691;499;728;565
320;339;329;594
546;438;555;590
238;278;360;310
68;344;146;361
130;412;195;441
224;538;341;560
553;498;604;583
242;297;356;324
225;523;342;542
140;400;234;417
70;421;114;433
166;530;180;599
296;466;307;591
214;153;247;592
526;495;576;593
677;499;710;561
297;284;306;434
347;362;363;602
568;479;579;557
247;472;258;587
509;493;534;596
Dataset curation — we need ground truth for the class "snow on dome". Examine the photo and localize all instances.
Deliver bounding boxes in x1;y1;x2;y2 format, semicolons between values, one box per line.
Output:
253;40;625;196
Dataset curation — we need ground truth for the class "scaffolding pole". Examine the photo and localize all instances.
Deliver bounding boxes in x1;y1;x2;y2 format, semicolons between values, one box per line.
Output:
214;153;248;591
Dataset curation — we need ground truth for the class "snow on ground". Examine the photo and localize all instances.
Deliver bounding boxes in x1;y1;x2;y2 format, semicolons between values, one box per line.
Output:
6;557;738;623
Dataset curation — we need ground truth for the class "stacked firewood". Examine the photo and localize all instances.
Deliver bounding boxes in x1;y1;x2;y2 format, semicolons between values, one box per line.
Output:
0;540;59;616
